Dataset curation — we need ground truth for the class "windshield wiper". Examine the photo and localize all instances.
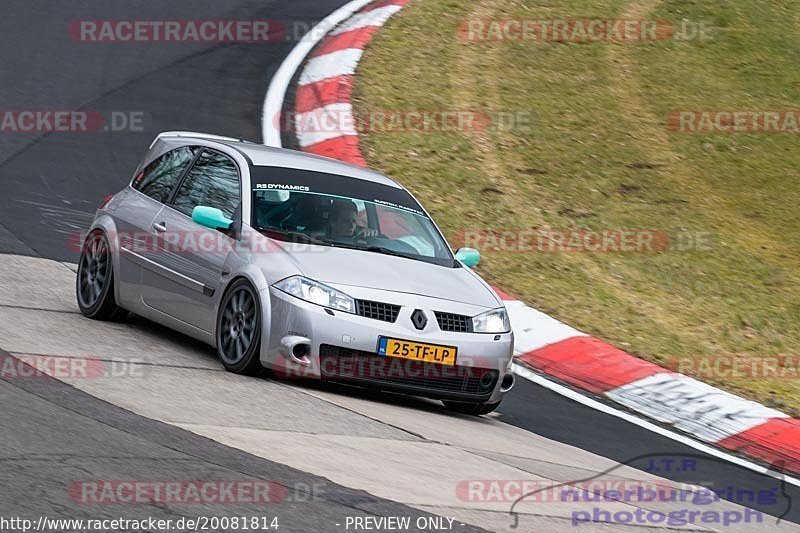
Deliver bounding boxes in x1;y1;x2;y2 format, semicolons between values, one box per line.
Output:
265;232;424;262
364;245;417;260
318;238;456;266
315;239;409;258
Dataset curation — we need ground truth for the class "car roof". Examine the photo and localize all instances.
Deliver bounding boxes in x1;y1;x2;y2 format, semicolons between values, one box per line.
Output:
153;131;402;189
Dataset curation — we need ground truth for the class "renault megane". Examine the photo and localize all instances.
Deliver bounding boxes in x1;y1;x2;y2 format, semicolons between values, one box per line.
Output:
77;132;515;414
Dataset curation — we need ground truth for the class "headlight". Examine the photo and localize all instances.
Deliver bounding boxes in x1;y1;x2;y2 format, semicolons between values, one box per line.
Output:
273;276;355;313
472;307;511;334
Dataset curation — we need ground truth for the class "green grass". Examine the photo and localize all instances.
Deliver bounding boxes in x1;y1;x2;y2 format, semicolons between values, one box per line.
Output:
353;0;800;414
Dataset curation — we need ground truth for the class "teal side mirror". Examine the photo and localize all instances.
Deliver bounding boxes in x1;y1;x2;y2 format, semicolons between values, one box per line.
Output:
192;205;233;231
455;247;480;268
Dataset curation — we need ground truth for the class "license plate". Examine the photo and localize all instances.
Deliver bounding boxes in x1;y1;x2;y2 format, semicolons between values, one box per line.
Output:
377;337;458;366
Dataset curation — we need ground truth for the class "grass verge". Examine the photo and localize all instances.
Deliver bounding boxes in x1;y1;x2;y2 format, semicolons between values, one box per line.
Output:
353;0;800;414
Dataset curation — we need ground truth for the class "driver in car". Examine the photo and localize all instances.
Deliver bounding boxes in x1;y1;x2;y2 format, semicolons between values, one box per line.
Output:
328;199;378;239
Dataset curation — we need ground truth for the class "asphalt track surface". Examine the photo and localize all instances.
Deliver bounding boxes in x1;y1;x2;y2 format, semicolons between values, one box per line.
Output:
0;1;798;531
0;347;484;532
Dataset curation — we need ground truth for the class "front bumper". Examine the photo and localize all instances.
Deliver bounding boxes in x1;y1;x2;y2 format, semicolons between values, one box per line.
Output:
262;286;514;404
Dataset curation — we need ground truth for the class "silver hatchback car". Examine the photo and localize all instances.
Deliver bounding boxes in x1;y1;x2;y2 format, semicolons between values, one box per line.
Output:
77;132;515;414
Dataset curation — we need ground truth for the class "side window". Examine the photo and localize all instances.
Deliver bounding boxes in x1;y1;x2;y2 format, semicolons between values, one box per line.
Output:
172;150;240;219
133;147;197;203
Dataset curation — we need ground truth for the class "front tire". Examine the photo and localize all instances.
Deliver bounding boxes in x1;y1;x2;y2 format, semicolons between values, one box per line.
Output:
76;230;126;321
216;279;263;375
443;400;501;416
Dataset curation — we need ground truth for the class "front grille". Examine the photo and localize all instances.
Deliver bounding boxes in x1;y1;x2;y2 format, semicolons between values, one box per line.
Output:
319;345;498;397
355;299;400;323
435;311;473;333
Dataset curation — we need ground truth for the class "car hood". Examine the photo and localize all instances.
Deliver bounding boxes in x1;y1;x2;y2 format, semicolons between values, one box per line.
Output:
274;241;500;308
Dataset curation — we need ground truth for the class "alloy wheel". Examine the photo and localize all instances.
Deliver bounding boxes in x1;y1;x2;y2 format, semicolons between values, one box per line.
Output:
219;287;258;365
78;233;110;309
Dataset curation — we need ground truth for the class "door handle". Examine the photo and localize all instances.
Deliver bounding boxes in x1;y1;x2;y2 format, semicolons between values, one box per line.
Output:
153;222;167;233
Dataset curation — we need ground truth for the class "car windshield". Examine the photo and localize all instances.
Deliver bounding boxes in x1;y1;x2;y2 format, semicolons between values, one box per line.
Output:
250;167;456;267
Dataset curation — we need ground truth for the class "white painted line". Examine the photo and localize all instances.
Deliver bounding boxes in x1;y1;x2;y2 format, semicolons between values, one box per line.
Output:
329;5;404;36
262;0;376;147
607;373;789;442
298;48;364;86
512;362;800;488
295;103;357;147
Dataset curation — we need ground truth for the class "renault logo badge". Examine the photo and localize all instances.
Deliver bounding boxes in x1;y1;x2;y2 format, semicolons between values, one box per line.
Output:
411;309;427;330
